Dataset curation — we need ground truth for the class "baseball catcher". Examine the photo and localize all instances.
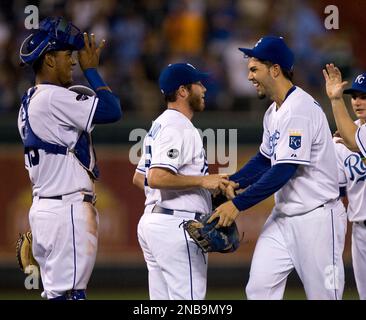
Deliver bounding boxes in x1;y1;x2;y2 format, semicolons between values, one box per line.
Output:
16;231;39;272
183;194;241;253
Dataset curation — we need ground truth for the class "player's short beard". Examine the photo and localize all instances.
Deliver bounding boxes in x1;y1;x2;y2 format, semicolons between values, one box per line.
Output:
188;91;204;112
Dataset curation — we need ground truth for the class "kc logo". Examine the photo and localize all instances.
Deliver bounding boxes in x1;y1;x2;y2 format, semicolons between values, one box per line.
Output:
289;131;302;150
355;74;365;84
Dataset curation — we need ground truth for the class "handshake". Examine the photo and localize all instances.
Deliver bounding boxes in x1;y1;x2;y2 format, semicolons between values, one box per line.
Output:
200;174;238;200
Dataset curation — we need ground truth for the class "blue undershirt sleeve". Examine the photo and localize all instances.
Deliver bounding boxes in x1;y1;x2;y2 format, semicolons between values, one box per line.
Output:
229;152;271;189
232;163;298;211
83;68;122;124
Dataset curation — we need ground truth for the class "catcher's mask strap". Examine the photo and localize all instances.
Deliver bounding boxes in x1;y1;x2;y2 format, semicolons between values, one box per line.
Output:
151;204;201;220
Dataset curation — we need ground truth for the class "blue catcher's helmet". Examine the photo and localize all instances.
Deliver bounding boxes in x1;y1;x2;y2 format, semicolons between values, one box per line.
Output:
19;17;84;66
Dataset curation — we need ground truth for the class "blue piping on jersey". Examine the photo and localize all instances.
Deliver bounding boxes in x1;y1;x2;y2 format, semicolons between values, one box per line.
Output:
183;224;194;300
71;205;77;290
284;86;296;101
330;209;338;300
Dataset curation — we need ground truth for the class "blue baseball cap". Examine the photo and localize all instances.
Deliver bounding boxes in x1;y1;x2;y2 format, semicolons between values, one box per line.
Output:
239;36;294;71
344;73;366;95
159;63;210;95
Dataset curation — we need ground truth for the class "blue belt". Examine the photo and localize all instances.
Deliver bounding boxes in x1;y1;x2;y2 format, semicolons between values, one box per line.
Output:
39;194;95;204
152;205;201;220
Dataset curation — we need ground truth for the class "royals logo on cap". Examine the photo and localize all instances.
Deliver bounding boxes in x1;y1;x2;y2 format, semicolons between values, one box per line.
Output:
344;73;366;95
238;36;294;71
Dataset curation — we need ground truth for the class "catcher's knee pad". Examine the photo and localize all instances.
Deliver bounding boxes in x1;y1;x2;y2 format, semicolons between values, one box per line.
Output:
51;289;86;300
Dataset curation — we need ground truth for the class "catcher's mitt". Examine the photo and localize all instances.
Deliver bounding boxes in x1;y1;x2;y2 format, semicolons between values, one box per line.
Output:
16;231;39;272
183;214;240;253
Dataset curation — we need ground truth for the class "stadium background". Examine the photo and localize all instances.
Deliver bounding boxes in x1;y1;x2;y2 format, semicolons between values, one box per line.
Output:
0;0;364;299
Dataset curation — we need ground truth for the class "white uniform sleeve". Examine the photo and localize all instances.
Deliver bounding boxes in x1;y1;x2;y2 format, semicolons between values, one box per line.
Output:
149;126;183;173
259;111;272;159
275;115;312;165
50;88;98;132
333;140;347;186
356;124;366;158
136;150;146;174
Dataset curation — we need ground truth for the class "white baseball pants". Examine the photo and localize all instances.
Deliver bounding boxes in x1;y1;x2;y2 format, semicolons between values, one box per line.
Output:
246;199;347;300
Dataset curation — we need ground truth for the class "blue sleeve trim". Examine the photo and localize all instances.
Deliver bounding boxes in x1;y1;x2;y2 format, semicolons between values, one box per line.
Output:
232;163;298;211
85;96;98;131
276;159;310;164
149;163;178;173
259;147;271;158
229;151;271;189
136;168;146;174
84;68;107;91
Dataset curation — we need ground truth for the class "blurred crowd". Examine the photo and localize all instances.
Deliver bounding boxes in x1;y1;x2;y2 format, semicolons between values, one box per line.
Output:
0;0;362;119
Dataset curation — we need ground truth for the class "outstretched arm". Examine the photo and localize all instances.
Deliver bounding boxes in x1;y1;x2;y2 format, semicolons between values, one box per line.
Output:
323;63;358;150
208;163;298;227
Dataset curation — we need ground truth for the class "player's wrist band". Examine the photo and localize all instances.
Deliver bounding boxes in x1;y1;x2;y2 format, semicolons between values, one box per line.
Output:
84;68;108;91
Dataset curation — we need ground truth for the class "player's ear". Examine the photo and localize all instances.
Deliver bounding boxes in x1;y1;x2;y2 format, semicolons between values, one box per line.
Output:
44;52;56;68
177;85;188;99
270;64;281;78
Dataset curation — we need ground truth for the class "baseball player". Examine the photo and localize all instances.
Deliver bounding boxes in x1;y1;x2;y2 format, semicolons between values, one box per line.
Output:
17;17;122;299
133;63;229;300
323;64;366;157
325;69;366;299
208;36;347;299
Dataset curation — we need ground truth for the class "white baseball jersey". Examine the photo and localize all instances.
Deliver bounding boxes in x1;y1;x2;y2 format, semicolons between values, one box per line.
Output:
18;84;99;299
335;120;366;222
336;120;366;299
17;84;98;196
246;86;347;300
136;109;211;214
259;86;339;215
136;108;210;300
356;123;366;158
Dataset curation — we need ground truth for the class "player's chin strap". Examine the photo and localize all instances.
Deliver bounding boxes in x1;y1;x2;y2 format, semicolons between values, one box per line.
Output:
50;289;86;300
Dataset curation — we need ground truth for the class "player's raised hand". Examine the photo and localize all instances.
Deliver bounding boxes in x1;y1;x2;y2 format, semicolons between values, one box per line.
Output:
207;201;239;227
323;63;348;100
78;33;106;71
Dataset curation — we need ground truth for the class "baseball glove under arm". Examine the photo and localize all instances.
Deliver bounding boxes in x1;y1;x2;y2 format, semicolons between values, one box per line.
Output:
16;231;39;272
183;215;240;253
